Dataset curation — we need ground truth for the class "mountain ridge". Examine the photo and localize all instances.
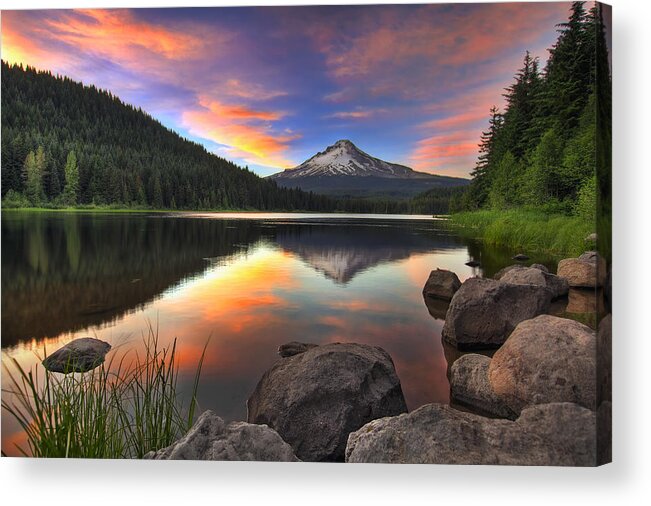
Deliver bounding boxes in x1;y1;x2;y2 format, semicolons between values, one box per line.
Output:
268;139;469;198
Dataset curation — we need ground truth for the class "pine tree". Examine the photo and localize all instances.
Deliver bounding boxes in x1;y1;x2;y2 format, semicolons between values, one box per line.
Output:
62;150;79;206
22;148;46;205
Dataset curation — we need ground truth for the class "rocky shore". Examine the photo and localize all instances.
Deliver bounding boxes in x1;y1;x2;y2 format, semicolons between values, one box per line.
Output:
150;250;611;465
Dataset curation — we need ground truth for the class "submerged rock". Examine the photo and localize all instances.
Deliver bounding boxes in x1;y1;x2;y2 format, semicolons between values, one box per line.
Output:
442;278;552;349
422;268;461;301
557;251;607;288
345;402;596;466
488;315;596;414
512;253;530;261
499;266;569;299
42;337;111;373
144;410;298;461
247;342;407;462
450;354;517;419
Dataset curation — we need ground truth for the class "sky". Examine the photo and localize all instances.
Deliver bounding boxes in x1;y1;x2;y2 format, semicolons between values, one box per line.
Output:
1;3;576;178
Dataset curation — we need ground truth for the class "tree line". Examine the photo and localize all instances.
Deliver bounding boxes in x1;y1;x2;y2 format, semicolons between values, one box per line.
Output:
458;1;611;222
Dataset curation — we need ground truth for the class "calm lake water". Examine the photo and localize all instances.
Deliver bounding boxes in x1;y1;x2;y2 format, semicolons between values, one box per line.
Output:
1;211;572;456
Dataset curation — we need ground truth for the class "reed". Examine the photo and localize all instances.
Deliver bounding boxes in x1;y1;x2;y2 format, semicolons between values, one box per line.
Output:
1;324;208;458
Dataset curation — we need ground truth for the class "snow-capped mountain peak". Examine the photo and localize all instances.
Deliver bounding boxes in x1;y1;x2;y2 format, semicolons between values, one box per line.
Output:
270;139;425;179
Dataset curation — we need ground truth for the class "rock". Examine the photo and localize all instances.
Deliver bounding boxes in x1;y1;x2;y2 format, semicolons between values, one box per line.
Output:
488;315;596;414
422;295;450;320
247;342;407;462
586;233;597;242
566;288;604;314
512;253;529;261
514;402;597;466
465;260;481;267
450;354;517;419
144;410;299;461
442;278;552;349
495;263;548;281
494;264;525;280
597;314;612;404
499;266;569;299
557;251;607;287
278;341;318;358
422;268;461;301
345;402;596;465
42;337;111;373
530;263;549;273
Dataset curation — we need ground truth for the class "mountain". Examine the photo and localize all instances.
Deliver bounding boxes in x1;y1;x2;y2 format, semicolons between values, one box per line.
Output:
269;139;469;198
0;62;334;211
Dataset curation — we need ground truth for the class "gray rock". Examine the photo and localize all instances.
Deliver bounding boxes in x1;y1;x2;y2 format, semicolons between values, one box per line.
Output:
450;354;517;419
530;263;549;273
247;342;407;462
495;263;548;280
345;403;596;465
499;266;569;299
557;251;607;287
515;402;597;466
586;233;597;242
442;278;552;350
42;337;111;373
423;268;461;301
144;410;299;461
512;253;530;261
494;264;525;280
488;315;596;414
278;341;318;358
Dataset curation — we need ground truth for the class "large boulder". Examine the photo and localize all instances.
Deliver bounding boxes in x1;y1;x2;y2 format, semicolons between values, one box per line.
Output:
450;354;517;419
557;251;607;288
42;337;111;373
488;315;596;414
144;410;298;461
442;278;552;349
422;269;461;301
345;402;596;466
499;266;569;299
247;342;407;462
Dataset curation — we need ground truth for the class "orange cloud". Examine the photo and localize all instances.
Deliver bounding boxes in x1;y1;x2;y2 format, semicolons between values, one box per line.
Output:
182;96;297;168
45;9;205;62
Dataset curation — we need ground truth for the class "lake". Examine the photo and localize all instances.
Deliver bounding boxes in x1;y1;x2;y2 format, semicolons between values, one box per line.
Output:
1;211;571;456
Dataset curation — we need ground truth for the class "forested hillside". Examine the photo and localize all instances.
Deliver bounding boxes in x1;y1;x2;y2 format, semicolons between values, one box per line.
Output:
1;61;336;211
458;1;611;224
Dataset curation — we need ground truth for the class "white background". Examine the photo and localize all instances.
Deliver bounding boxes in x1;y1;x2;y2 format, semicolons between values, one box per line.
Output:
1;0;649;504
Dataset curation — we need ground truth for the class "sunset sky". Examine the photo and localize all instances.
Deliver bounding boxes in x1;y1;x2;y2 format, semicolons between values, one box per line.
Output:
1;3;575;177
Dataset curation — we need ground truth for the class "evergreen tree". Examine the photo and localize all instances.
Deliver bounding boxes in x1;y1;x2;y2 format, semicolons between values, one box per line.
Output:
22;148;46;205
61;150;80;206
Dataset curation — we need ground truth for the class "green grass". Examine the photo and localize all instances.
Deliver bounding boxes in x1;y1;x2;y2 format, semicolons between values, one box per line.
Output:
1;324;208;458
449;208;594;257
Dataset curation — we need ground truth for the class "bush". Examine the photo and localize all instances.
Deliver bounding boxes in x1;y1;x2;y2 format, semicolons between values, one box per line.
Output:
1;190;32;208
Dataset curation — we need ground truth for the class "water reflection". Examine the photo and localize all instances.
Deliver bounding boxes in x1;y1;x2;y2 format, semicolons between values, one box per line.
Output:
1;211;573;457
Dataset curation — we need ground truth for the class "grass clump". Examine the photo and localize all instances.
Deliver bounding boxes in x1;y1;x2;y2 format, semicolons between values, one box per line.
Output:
449;208;594;257
2;325;208;458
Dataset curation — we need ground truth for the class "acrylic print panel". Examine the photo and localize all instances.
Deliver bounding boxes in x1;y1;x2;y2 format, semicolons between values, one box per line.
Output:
0;2;611;465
